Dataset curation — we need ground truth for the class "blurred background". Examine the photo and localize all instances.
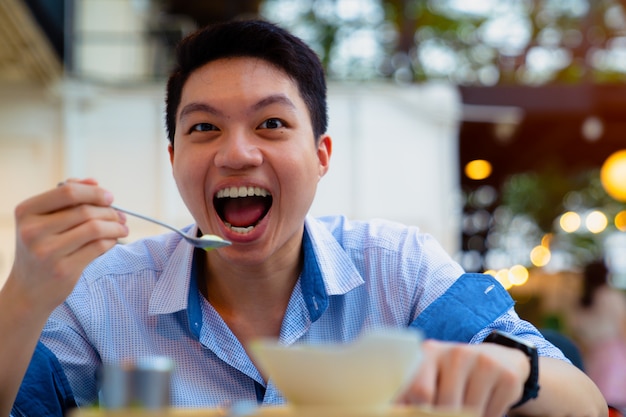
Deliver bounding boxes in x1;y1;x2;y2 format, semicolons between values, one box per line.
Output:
2;0;626;386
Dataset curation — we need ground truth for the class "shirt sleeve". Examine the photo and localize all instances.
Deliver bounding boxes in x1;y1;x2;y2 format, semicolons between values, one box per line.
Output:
11;341;77;417
471;308;570;361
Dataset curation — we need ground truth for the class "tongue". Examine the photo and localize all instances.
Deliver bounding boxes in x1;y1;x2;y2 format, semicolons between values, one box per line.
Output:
222;197;267;227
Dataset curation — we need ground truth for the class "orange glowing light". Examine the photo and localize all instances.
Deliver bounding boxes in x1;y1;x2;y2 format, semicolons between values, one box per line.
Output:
530;245;551;267
495;269;513;290
465;160;492;180
509;265;529;286
601;150;626;202
615;211;626;232
559;211;581;233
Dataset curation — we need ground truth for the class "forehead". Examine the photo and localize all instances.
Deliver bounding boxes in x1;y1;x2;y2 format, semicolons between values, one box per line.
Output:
181;57;300;102
177;57;309;124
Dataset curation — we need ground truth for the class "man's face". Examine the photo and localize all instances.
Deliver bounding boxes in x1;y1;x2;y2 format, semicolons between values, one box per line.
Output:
170;57;331;266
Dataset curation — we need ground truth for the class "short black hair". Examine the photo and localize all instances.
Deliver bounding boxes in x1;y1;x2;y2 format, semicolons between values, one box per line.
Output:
165;19;328;147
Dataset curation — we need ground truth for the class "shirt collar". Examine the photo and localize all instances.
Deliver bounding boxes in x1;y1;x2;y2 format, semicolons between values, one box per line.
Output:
298;217;365;322
147;227;197;315
300;225;327;322
303;216;364;295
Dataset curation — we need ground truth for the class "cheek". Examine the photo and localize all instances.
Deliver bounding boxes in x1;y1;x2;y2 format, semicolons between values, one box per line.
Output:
172;156;191;189
172;152;208;198
279;154;322;198
173;147;207;177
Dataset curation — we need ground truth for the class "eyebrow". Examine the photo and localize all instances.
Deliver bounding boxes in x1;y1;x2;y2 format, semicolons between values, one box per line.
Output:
178;94;297;122
251;94;297;113
178;102;222;122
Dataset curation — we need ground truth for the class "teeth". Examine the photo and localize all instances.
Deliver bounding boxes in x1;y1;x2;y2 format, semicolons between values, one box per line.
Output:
224;222;255;234
217;186;269;198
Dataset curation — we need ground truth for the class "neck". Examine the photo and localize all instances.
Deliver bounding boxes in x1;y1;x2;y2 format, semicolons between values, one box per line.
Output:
199;245;303;341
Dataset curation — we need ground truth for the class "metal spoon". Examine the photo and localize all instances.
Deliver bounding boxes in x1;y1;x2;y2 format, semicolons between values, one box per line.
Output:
111;204;231;251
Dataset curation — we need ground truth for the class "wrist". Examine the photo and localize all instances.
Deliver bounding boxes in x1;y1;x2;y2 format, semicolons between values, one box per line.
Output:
0;276;52;329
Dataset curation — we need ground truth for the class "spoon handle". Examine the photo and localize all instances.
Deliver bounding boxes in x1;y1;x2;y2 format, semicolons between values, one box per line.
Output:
110;204;183;236
58;182;187;237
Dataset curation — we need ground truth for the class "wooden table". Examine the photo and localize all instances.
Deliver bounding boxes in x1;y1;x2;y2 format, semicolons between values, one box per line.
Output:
70;405;475;417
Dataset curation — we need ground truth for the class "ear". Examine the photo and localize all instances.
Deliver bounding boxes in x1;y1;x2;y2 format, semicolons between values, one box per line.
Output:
317;134;332;179
168;144;174;166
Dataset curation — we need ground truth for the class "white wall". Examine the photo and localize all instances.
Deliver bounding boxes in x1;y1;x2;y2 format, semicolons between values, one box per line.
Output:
0;85;65;288
59;81;186;230
312;82;461;252
0;80;462;288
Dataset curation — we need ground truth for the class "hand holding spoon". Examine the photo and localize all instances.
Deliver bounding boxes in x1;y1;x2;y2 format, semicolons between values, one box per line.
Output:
56;182;230;251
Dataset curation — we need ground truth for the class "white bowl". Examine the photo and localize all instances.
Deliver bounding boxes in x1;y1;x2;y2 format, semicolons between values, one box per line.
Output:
250;328;422;413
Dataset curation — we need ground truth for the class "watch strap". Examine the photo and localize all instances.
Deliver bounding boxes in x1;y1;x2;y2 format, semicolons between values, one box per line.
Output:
484;330;540;408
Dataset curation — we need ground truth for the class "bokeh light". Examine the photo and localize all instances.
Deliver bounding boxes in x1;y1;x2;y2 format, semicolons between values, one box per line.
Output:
581;116;604;142
465;159;492;180
601;150;626;202
616;210;626;232
485;267;528;288
559;211;581;233
508;264;529;285
530;245;551;267
495;269;513;290
585;210;608;234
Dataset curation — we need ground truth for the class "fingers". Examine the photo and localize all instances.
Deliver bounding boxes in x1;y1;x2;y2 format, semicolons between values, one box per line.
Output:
436;344;475;406
462;358;497;414
27;207;127;261
17;179;110;218
16;181;126;258
400;340;526;417
9;179;129;314
460;354;511;417
398;339;440;405
482;380;516;417
19;202;123;245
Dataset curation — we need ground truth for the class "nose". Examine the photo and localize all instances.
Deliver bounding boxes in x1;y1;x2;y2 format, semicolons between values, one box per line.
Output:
213;130;263;169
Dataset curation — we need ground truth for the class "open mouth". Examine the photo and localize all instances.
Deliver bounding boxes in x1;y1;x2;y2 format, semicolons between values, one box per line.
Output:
214;186;273;234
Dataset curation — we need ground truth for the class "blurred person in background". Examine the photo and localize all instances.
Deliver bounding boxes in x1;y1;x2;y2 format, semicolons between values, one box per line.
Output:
570;259;626;409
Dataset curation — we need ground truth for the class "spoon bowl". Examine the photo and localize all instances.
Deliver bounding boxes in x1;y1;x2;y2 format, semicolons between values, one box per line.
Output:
111;204;231;251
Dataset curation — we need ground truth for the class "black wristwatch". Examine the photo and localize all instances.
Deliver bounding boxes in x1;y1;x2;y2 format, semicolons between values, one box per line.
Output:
484;330;540;408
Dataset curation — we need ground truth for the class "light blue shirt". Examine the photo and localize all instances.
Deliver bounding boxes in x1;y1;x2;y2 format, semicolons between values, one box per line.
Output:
41;215;566;408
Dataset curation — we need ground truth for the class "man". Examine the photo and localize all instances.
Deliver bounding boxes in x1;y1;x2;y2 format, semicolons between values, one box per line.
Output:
0;19;606;417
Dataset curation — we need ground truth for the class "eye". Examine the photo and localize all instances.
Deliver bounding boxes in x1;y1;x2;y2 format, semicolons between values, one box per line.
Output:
189;123;218;133
258;118;285;129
